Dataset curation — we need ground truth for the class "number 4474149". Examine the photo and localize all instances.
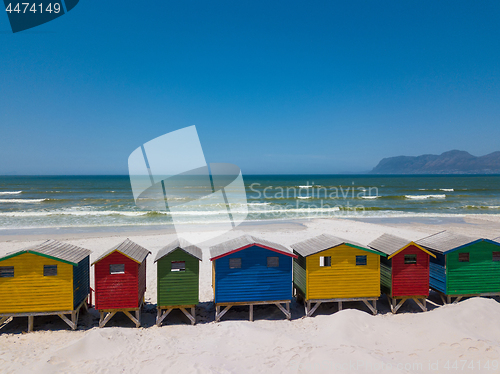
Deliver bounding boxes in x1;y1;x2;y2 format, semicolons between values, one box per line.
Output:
5;3;61;14
443;360;499;370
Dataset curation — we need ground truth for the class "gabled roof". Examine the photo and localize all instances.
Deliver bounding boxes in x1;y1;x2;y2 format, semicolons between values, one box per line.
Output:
0;239;92;266
291;234;384;257
155;238;203;262
494;237;500;242
209;235;296;261
368;233;435;259
415;231;483;254
92;239;151;265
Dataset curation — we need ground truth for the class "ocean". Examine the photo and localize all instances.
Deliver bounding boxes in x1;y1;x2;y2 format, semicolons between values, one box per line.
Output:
0;175;499;232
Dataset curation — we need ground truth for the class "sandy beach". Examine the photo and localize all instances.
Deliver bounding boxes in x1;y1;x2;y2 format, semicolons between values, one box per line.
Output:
0;216;499;373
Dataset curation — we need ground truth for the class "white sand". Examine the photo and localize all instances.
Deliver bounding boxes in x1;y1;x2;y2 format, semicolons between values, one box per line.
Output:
0;217;499;373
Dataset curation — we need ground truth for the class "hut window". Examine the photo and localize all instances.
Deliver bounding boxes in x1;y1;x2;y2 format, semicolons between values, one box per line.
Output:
171;261;186;272
492;252;500;262
110;264;125;274
356;255;367;266
458;253;470;262
43;265;57;276
0;266;14;278
267;257;279;267
404;254;417;264
319;256;331;267
229;258;241;269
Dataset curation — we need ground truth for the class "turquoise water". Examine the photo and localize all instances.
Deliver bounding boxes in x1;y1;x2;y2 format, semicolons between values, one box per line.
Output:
0;175;499;230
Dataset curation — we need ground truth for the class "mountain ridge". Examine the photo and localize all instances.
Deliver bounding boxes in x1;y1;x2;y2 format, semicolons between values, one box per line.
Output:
371;150;500;174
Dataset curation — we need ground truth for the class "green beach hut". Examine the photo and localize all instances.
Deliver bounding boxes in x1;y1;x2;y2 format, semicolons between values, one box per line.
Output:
416;231;500;304
154;238;202;326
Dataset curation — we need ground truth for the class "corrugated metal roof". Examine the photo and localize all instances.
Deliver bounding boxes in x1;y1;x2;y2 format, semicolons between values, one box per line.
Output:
209;235;292;259
368;233;413;256
92;239;151;264
154;238;203;262
290;234;371;257
416;231;479;254
1;239;92;265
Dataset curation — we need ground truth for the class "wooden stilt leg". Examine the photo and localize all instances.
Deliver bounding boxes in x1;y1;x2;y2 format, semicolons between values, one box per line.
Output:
361;299;377;315
249;304;253;322
0;316;12;330
386;294;393;313
28;316;34;332
414;298;427;312
72;310;78;330
123;311;140;327
339;301;342;311
156;308;172;326
275;303;291;320
307;302;321;317
99;311;116;328
191;307;196;325
215;305;231;322
453;296;462;304
180;308;196;325
393;298;406;314
135;309;141;328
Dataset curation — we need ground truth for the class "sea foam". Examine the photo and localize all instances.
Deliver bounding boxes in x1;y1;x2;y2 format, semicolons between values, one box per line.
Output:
0;198;47;203
405;194;446;200
0;191;22;195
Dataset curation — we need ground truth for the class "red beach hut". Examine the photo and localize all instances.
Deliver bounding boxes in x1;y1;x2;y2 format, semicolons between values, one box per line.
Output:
92;239;151;327
369;233;435;313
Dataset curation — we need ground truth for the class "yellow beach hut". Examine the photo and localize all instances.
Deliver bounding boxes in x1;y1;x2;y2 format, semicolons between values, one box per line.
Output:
0;239;91;332
290;234;385;316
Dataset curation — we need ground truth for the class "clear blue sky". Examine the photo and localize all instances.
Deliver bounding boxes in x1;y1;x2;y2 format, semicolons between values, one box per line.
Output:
1;1;499;174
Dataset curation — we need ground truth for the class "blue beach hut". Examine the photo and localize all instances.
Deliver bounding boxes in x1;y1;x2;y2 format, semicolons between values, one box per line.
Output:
209;235;296;322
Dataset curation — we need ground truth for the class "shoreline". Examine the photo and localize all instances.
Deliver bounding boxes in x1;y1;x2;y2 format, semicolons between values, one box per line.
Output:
0;213;499;242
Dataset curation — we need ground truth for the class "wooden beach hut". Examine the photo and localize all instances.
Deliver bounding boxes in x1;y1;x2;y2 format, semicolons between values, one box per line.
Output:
210;235;296;322
416;231;500;304
154;238;202;326
368;233;436;313
92;239;151;327
290;234;384;316
0;240;91;332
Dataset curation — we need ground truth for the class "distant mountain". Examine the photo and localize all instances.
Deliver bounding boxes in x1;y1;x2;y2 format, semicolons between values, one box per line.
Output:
371;150;500;174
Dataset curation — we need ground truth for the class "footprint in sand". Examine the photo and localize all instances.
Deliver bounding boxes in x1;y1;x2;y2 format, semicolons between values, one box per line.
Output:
468;347;479;352
439;342;447;347
409;353;418;357
451;343;461;348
